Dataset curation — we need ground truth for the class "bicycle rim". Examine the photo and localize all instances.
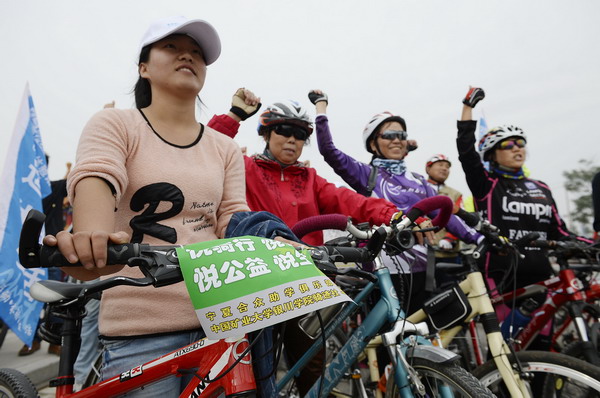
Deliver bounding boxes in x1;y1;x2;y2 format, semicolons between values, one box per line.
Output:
473;351;600;398
385;358;495;398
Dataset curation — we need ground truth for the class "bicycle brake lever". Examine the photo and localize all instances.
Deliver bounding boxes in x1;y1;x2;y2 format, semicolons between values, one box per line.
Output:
133;246;183;287
308;248;340;277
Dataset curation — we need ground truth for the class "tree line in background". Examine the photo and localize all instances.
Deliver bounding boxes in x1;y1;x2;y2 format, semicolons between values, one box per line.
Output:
563;159;600;236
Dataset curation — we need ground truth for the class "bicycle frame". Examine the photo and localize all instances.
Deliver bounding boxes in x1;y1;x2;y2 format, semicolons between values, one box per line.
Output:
33;283;256;398
490;266;600;351
52;333;255;398
407;270;530;398
279;257;456;398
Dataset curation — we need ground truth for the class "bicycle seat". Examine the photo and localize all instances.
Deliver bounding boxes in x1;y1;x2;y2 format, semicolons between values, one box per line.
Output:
30;280;93;303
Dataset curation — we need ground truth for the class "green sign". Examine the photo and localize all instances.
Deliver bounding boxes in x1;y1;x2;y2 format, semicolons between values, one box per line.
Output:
177;236;352;339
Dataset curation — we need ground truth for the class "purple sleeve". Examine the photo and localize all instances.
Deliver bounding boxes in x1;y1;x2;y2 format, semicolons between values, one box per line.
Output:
316;115;371;195
445;214;482;243
421;178;481;243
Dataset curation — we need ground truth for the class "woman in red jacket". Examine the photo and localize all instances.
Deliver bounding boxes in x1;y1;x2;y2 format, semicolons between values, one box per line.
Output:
209;89;400;397
211;91;399;246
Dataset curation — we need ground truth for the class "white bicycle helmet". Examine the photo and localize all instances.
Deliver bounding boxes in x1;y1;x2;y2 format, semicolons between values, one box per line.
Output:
362;112;407;153
426;154;451;168
257;100;313;135
478;125;527;161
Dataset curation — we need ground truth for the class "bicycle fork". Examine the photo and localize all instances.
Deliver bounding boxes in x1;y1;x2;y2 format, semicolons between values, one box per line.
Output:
567;301;600;366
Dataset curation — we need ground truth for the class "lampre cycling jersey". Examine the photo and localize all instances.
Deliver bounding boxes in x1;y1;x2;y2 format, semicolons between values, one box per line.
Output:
456;120;585;287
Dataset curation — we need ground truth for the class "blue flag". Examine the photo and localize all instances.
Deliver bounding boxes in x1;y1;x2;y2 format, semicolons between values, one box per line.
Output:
478;116;488;142
0;84;51;347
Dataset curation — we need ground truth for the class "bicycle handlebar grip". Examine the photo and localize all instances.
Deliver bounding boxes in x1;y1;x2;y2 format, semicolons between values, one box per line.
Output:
513;232;540;247
454;208;480;228
317;245;374;263
292;214;348;239
405;196;453;227
38;243;139;268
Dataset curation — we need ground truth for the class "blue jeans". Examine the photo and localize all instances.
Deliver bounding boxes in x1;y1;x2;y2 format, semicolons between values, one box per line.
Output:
100;330;205;397
74;297;100;385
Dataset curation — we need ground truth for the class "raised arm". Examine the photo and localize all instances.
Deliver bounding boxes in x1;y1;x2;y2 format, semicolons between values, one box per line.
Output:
309;90;372;194
208;88;261;139
456;87;492;200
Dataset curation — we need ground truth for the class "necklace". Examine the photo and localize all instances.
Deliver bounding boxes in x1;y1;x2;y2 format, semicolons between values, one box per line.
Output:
138;109;203;148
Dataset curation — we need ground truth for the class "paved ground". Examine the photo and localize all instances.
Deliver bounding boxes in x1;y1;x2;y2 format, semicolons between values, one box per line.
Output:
0;329;59;395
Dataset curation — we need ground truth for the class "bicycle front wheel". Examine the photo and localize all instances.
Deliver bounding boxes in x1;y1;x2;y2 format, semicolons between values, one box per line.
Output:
0;368;38;398
472;350;600;397
384;358;495;398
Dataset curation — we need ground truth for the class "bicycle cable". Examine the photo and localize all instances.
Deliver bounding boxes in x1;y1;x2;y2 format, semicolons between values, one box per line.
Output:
184;327;266;385
317;310;326;398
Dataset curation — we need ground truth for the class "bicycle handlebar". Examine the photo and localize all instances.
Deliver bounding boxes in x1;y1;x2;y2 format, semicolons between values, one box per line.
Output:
292;214;349;239
404;195;453;228
19;196;454;282
291;195;454;241
454;208;480;228
527;239;599;254
19;209;149;269
18;210;379;276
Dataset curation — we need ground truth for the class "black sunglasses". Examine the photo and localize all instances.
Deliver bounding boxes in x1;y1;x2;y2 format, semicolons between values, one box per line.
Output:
378;130;407;141
273;124;310;141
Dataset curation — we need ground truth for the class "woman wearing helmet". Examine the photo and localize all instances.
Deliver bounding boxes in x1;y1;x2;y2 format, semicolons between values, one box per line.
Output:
456;86;590;296
308;90;483;314
209;89;401;397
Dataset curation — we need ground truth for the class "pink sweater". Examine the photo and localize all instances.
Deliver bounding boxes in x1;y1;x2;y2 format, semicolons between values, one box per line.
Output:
68;109;249;337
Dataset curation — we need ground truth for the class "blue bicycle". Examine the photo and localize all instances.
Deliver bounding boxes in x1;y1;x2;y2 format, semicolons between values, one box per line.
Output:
280;196;495;398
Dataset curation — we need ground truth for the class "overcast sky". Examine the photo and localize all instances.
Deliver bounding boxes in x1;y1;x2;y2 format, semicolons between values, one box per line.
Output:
1;0;599;232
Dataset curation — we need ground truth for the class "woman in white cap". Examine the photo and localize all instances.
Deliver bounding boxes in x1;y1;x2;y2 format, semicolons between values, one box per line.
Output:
43;16;257;396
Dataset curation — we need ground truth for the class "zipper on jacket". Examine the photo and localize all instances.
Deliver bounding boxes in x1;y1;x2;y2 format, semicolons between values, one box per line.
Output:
281;168;285;181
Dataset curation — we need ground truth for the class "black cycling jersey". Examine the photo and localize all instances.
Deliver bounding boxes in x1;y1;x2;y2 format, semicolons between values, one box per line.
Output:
456;120;575;289
593;171;600;235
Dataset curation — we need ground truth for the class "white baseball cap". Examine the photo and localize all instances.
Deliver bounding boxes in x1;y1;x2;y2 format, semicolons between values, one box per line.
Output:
138;16;221;65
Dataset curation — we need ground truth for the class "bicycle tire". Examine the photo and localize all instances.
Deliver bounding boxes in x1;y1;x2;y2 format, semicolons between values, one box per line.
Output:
384;358;495;398
561;339;600;366
0;368;39;398
472;350;600;397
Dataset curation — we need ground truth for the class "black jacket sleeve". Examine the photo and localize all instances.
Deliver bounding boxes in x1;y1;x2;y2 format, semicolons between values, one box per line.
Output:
593;172;600;233
456;120;493;200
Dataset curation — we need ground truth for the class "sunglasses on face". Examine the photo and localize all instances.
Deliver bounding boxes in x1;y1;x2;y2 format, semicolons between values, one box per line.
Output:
378;130;407;141
497;138;526;150
273;124;311;141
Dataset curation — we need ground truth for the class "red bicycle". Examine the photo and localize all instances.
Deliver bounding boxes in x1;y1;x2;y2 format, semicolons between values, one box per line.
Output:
491;239;600;365
0;211;257;398
445;210;600;369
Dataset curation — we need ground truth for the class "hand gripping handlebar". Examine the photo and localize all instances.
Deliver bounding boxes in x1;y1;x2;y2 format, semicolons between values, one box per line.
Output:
19;210;145;269
291;196;454;241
